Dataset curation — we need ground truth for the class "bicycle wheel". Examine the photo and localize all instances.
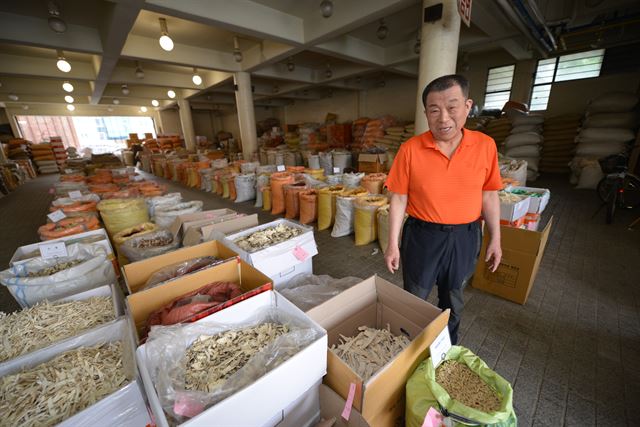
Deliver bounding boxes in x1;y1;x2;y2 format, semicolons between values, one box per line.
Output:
622;174;640;208
597;176;615;203
606;188;617;224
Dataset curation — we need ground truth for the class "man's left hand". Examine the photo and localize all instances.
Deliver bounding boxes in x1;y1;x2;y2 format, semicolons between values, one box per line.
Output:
485;239;502;272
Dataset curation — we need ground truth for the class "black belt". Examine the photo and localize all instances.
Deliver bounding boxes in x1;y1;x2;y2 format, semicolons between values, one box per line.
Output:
407;216;479;232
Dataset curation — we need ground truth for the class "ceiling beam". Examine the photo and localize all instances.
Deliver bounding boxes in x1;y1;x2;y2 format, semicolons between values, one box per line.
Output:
0;53;95;80
242;40;299;72
312;35;386;66
0;78;93;97
470;1;533;60
252;64;316;84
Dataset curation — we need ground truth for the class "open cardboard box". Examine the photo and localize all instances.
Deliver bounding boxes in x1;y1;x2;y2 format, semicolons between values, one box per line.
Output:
182;212;249;246
196;213;259;245
500;194;530;222
358;153;387;173
472;217;553;304
318;384;369;427
168;209;238;240
126;257;273;341
306;275;450;427
122;240;238;294
509;186;551;214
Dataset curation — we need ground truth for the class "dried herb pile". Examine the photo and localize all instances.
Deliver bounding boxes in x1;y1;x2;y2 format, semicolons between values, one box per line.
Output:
435;360;501;412
27;260;83;277
234;224;302;252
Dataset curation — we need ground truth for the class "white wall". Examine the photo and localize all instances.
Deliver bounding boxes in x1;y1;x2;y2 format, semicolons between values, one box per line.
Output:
284;91;358;124
361;79;417;121
220;106;284;138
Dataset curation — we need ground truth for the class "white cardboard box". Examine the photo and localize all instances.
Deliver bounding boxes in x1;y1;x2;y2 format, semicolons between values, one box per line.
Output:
223;219;318;288
0;318;151;427
137;290;327;427
500;195;531;222
509;186;551;214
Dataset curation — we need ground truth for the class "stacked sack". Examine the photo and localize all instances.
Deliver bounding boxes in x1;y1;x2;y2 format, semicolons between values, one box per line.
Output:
482;117;511;146
30;142;58;174
540;115;581;174
7;139;31;161
465;117;492;132
50;137;67;170
571;92;639;189
503;114;544;182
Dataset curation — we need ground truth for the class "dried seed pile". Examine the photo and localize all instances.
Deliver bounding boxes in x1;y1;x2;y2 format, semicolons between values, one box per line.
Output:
134;235;173;248
331;325;410;381
234;224;302;252
0;342;127;427
498;191;524;204
27;260;83;277
435;360;501;412
183;323;288;392
0;297;114;362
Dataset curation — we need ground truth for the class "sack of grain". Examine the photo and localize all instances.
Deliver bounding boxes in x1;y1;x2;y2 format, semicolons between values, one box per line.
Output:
331;188;368;238
284;182;308;219
270;172;295;215
234;174;256;203
577;127;635;143
98;198;150;236
299;190;319;225
503;132;543;149
318;185;345;230
587;92;638;113
583;111;640;129
154;201;203;228
254;174;270;208
354;196;388;245
120;229;180;262
505;144;541;158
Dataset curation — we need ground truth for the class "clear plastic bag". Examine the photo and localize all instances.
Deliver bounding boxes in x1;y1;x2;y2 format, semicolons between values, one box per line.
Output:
325;174;343;185
302;173;328;189
342;172;364;188
144;307;322;423
146;193;182;217
319;152;333;176
234;174;256;203
120;229;180;262
279;274;362;311
154;201;203;228
331;195;358;238
142;256;225;291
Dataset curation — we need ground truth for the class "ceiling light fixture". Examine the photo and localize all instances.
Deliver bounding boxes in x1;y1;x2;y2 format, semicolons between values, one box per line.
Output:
167;89;176;99
192;67;202;85
66;104;75;111
376;19;389;40
158;18;174;51
64;95;74;103
287;57;295;72
107;107;113;112
233;37;243;62
151;99;159;107
355;76;362;84
112;98;120;105
8;94;19;101
135;61;145;79
22;105;29;110
320;0;334;18
325;63;332;79
121;84;130;95
140;106;148;113
47;1;66;33
56;49;71;72
62;81;74;92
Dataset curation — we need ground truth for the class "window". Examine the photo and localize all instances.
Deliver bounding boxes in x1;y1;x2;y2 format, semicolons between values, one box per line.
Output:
530;49;605;110
484;65;515;110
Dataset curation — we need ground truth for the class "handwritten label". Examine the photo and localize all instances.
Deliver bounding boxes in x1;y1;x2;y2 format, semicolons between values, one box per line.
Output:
430;326;452;369
68;190;82;199
173;394;204;418
47;209;66;223
341;382;357;421
422;407;446;427
293;245;309;262
276;165;285;172
39;242;68;259
333;167;340;174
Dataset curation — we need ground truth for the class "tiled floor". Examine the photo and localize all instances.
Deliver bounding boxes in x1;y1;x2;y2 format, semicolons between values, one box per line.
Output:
1;172;639;426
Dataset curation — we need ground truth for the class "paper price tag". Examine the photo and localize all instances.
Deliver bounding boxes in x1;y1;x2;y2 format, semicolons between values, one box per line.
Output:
39;242;68;259
333;167;340;174
422;407;446;427
68;190;82;199
293;245;309;262
47;209;66;223
173;393;204;418
276;165;285;172
341;382;357;421
430;326;452;369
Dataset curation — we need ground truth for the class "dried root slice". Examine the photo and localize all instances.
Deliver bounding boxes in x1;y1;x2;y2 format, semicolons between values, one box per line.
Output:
0;297;114;362
330;325;410;381
27;260;83;277
234;224;302;252
0;342;127;427
183;323;288;392
435;360;501;413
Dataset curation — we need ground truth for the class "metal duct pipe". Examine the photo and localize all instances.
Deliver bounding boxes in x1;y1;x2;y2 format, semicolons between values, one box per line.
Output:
524;0;557;50
495;0;551;56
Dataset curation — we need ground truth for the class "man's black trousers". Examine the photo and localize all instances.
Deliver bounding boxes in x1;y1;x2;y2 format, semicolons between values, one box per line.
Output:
400;216;482;344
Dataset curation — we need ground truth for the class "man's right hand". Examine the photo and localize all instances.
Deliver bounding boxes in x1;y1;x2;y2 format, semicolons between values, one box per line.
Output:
384;245;400;274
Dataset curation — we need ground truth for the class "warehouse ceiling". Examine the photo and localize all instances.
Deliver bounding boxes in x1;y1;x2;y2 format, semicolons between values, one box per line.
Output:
0;0;638;114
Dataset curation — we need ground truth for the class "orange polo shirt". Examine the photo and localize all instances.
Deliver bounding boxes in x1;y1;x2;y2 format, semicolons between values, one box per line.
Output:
385;129;502;224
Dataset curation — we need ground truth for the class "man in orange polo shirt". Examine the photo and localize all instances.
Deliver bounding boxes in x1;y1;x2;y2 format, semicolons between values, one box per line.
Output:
385;74;502;344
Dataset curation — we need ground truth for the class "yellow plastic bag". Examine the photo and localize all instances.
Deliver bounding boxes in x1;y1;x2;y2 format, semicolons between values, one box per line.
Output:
97;198;149;236
354;196;388;245
317;185;345;231
262;187;272;212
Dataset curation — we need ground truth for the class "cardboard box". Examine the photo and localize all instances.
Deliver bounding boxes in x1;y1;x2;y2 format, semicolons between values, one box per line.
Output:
223;219;318;288
182;213;247;246
358;154;387;173
306;275;450;426
169;208;238;239
136;290;327;427
500;194;530;222
0;318;151;427
319;384;369;427
472;217;553;304
126;258;273;340
122;240;238;294
509;186;550;214
194;213;260;246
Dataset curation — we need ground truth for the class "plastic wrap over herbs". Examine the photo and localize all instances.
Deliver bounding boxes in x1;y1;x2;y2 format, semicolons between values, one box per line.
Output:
279;274;361;311
233;223;303;253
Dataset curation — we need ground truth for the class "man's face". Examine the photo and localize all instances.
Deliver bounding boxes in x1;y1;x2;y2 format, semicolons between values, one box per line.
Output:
425;85;472;143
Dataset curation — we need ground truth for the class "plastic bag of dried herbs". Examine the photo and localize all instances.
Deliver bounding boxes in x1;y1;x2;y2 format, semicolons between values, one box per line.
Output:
120;229;180;262
406;346;517;427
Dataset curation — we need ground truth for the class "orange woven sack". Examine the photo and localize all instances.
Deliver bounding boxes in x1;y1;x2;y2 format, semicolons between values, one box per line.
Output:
361;173;387;195
284;182;308;219
228;177;237;201
50;200;97;214
299;190;318;225
270;172;294;215
38;216;100;240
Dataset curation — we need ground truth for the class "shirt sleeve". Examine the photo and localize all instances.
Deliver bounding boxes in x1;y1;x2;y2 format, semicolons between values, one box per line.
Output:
483;139;503;191
384;143;410;194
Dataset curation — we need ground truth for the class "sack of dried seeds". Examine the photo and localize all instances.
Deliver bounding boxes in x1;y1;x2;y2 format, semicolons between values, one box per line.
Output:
120;229;180;262
406;346;517;427
143;306;323;423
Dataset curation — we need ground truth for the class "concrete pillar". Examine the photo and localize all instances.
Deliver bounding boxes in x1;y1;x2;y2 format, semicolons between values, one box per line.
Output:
153;110;165;135
233;71;258;160
414;0;461;134
177;99;196;151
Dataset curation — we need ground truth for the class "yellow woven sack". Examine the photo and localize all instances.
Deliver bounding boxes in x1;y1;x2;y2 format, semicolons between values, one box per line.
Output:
317;185;345;231
262;187;272;212
97;198;149;236
354;196;388;245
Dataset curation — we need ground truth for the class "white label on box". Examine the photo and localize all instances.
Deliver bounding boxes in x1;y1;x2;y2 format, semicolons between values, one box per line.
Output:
39;242;68;259
277;165;285;172
68;190;82;199
333;167;340;174
47;209;66;223
430;326;452;368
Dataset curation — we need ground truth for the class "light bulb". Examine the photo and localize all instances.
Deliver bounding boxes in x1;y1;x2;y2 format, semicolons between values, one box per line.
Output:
56;58;71;72
287;58;295;72
376;19;388;40
414;40;421;54
135;68;145;79
112;98;120;105
66;104;75;111
140;106;148;112
8;94;19;101
192;68;202;85
325;64;332;79
121;84;130;95
62;82;74;92
107;107;113;112
320;0;333;18
159;35;174;51
167;89;176;99
151;99;159;107
22;105;29;110
64;95;74;103
233;49;243;62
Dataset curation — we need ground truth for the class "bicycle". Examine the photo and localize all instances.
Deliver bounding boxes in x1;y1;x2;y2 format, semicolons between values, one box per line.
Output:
596;153;640;224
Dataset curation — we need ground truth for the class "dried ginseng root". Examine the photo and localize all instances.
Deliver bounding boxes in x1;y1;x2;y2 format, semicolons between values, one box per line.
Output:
0;342;127;427
234;224;302;252
330;325;411;381
27;259;83;277
183;323;288;392
435;360;502;412
0;296;114;362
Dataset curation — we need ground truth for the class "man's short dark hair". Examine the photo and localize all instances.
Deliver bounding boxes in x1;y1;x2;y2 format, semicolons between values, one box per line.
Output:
421;74;469;107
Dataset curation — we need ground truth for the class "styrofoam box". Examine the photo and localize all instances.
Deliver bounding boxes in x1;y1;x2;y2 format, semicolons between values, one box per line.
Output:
500;195;531;222
223;219;318;288
278;379;321;427
1;318;152;427
137;290;328;427
510;186;551;214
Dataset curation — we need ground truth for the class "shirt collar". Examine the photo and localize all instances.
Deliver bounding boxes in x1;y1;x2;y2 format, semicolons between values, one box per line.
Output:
420;128;477;149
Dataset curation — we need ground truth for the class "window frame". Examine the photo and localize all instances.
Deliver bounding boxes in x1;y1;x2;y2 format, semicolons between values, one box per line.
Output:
483;63;516;111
